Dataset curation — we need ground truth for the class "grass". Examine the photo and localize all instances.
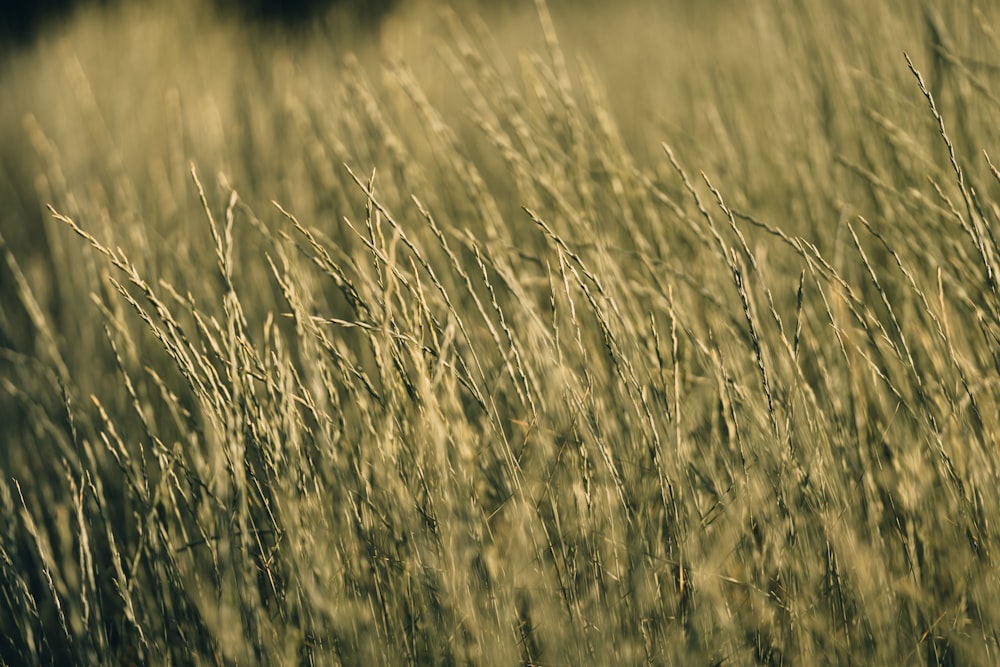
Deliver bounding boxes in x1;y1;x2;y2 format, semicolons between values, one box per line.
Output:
2;0;1000;664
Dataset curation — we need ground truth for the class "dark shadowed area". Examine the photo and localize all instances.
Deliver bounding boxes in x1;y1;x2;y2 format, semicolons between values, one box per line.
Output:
0;0;398;48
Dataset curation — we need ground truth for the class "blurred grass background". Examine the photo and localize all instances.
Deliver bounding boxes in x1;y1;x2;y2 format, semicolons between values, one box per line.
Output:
2;0;1000;664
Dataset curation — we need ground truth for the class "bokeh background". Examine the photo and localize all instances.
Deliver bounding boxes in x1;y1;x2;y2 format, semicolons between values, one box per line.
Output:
0;0;753;317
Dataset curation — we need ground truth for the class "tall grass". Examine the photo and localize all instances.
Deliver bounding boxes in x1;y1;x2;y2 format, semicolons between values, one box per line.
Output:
2;0;1000;664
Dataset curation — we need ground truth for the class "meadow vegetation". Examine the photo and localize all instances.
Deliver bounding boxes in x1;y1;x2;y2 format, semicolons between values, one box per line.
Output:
1;0;1000;664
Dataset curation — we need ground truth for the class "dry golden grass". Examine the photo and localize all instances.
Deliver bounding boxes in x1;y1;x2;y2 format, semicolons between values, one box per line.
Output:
2;0;1000;664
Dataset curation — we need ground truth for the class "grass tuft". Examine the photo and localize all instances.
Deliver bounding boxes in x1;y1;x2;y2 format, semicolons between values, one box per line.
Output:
2;0;1000;664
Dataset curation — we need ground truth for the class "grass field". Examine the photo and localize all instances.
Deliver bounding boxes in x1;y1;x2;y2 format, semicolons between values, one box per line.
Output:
2;0;1000;664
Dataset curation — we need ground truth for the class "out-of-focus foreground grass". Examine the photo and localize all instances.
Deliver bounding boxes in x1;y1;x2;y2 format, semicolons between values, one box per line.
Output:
2;0;1000;664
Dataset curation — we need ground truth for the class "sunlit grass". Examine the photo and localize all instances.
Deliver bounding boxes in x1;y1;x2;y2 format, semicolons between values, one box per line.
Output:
2;0;1000;664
